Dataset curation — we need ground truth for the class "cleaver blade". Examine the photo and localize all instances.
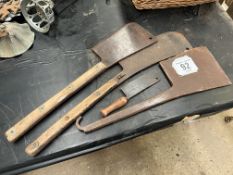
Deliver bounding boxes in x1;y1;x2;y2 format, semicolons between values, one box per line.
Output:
121;73;159;99
100;72;160;117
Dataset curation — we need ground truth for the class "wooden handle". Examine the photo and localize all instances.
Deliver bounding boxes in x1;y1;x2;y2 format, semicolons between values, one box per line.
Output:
25;77;119;156
5;62;107;142
101;97;128;117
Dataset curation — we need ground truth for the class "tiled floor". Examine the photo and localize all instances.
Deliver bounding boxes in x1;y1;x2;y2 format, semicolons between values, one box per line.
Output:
23;109;233;175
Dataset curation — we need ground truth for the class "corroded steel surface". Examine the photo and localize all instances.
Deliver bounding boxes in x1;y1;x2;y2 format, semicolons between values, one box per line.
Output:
77;47;232;132
92;22;157;66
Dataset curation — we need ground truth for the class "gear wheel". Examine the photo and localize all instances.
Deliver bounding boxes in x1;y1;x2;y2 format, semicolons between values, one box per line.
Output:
21;0;54;33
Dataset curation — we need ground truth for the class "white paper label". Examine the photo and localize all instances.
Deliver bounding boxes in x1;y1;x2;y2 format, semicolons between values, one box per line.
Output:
172;55;198;76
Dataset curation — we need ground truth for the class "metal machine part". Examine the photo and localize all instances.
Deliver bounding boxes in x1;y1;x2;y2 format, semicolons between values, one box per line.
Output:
76;47;232;133
0;0;21;21
0;22;35;58
21;0;54;33
100;72;160;117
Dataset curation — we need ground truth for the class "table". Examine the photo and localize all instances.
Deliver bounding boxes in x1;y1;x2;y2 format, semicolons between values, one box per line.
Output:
1;0;233;174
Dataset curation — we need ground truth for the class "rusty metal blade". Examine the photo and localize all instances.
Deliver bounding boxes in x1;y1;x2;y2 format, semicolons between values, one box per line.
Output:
118;32;192;78
92;22;156;66
160;47;232;92
121;73;159;99
76;47;232;133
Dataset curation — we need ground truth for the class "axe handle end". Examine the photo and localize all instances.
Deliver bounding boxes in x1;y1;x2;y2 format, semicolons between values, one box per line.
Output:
25;77;119;156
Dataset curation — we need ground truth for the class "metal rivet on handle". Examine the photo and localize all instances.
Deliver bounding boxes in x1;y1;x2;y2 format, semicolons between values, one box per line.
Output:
32;141;39;149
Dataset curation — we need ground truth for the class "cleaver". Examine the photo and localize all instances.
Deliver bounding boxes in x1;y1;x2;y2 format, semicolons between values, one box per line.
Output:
25;32;192;156
100;72;160;117
76;47;232;133
5;22;156;142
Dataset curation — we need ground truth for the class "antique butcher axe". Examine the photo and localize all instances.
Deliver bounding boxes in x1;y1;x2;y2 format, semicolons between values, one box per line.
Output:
76;47;232;133
100;72;160;117
5;22;156;142
25;32;192;156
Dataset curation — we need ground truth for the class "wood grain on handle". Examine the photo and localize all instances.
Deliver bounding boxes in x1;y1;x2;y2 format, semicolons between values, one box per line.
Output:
5;62;107;142
101;97;128;117
25;77;119;156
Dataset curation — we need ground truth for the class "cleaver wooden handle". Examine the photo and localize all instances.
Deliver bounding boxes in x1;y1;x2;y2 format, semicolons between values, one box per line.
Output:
25;77;119;156
5;62;107;142
100;97;128;117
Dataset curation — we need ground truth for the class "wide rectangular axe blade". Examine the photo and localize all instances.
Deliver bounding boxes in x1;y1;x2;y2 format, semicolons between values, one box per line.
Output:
118;32;192;77
92;22;156;66
160;47;232;93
